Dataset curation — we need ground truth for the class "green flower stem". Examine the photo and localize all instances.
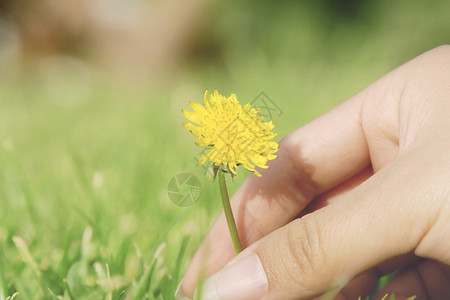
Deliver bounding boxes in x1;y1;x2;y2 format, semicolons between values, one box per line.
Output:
218;171;242;253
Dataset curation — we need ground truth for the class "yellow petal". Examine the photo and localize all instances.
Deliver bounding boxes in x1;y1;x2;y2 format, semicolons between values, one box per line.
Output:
228;163;237;175
182;122;203;138
182;89;279;177
198;154;208;165
242;162;256;172
182;109;203;125
182;122;194;131
250;154;268;167
265;154;277;160
189;101;207;114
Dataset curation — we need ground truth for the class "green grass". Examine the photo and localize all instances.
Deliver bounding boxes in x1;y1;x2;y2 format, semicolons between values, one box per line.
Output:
0;81;216;299
0;0;449;298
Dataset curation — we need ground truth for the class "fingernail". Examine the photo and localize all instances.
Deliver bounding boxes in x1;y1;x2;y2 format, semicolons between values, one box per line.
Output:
174;279;191;300
195;254;268;300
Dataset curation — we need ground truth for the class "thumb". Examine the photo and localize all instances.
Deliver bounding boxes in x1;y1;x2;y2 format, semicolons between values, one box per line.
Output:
193;157;440;300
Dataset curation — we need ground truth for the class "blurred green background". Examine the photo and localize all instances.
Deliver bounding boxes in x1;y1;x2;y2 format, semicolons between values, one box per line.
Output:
0;0;449;298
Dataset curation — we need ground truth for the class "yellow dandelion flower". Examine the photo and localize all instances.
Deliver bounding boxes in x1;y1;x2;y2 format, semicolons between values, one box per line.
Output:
182;89;279;177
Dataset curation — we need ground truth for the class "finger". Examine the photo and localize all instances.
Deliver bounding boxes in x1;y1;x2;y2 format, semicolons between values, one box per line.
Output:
333;271;379;300
332;253;417;299
374;260;450;300
180;50;422;296
194;146;445;300
181;92;373;295
375;253;418;277
316;253;417;300
180;46;450;299
299;165;373;218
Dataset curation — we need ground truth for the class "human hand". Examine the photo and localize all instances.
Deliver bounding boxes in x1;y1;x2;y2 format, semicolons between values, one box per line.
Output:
177;46;450;300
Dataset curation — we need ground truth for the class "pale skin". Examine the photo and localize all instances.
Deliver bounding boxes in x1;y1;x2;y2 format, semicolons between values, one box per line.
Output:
180;46;450;299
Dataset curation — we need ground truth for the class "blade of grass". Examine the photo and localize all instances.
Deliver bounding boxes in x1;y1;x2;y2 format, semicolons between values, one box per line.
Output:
173;236;189;282
47;288;62;300
68;201;95;229
12;237;42;286
63;278;75;300
130;259;157;300
6;292;19;300
93;263;113;300
378;273;394;289
4;153;38;225
0;269;7;299
168;235;189;297
68;150;106;241
106;264;112;300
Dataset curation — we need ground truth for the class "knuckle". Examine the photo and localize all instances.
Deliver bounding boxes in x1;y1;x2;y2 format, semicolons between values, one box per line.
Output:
433;44;450;53
415;197;450;262
279;218;325;291
426;45;450;67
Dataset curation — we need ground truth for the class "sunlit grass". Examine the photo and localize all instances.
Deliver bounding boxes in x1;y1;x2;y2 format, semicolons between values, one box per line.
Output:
1;0;449;298
0;81;215;299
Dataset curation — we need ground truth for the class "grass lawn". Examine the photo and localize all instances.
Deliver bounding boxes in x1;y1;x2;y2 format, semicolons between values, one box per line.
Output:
0;0;449;299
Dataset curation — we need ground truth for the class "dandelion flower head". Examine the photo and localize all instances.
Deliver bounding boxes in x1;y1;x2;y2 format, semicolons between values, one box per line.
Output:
182;89;279;177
